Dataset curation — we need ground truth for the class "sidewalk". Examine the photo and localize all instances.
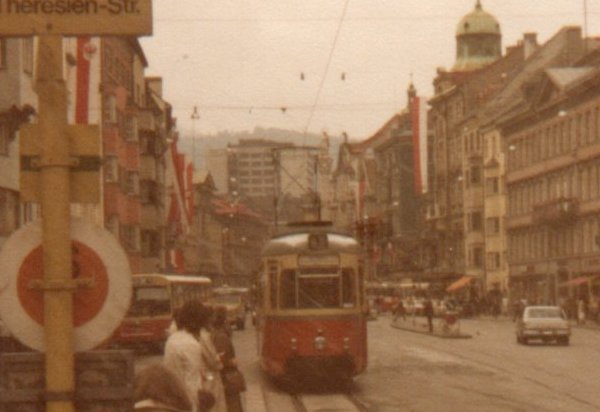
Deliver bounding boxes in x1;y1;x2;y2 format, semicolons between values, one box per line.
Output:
390;315;472;339
475;314;600;331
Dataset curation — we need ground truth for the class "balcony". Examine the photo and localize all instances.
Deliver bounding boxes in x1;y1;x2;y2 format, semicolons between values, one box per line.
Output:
137;110;156;131
532;197;579;226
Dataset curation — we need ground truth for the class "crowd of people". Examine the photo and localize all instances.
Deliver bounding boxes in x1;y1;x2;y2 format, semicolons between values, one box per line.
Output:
134;301;246;412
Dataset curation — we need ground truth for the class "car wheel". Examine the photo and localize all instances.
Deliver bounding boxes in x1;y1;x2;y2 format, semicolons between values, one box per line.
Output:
522;337;528;345
561;337;570;346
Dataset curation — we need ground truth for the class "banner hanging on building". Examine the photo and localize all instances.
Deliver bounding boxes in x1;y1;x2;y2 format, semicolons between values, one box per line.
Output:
411;96;428;194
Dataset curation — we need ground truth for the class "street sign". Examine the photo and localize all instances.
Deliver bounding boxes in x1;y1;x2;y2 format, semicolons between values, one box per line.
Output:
0;0;152;36
20;123;101;203
0;217;132;352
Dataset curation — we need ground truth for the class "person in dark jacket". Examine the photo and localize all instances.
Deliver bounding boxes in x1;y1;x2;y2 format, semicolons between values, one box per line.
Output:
212;306;244;412
423;298;434;333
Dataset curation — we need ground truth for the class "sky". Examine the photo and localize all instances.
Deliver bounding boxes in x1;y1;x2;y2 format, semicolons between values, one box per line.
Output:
139;0;600;141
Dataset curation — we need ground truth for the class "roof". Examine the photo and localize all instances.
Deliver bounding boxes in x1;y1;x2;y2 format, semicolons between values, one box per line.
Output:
481;26;584;127
456;1;500;37
545;67;595;90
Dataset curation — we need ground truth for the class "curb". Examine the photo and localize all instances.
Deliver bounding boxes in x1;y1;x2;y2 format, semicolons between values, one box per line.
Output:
390;320;472;339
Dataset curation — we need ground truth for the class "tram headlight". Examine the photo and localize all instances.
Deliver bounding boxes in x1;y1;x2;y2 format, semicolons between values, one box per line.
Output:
314;334;327;351
291;337;298;352
343;337;350;351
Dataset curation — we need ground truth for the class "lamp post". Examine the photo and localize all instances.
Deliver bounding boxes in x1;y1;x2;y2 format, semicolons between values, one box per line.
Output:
191;106;200;167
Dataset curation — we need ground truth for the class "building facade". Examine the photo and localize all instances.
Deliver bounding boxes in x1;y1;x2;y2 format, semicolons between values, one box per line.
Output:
500;55;600;305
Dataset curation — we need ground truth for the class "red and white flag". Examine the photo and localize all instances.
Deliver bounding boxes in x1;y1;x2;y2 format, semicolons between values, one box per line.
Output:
66;37;100;125
411;96;428;194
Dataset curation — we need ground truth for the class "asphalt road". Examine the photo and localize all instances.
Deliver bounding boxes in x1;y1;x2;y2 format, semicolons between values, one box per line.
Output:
136;316;600;411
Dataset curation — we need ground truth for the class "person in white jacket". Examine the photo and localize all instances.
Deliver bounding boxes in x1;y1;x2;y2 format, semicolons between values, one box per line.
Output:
164;301;225;412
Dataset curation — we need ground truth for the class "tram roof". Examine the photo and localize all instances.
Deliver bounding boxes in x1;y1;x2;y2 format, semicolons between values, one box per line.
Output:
262;232;359;255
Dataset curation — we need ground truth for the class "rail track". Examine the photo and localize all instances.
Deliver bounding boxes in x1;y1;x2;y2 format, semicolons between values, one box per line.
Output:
291;392;370;412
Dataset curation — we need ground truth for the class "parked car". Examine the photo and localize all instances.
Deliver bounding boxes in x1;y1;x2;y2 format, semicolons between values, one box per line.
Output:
516;305;571;345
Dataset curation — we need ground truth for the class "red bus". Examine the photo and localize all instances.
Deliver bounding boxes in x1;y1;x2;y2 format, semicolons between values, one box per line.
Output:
256;222;367;383
110;273;212;351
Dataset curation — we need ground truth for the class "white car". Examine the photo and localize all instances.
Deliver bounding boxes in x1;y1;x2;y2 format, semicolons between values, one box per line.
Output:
516;306;571;345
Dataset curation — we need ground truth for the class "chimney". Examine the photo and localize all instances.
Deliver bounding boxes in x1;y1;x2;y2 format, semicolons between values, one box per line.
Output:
523;33;538;59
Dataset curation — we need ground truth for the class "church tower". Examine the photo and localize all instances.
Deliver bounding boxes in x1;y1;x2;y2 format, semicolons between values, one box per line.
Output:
453;0;501;72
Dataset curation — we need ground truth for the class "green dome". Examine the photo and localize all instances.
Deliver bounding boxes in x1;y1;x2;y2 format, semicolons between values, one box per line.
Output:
456;1;500;37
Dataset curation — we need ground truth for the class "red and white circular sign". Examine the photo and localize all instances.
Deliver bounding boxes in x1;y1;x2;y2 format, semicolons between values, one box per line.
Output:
0;217;131;352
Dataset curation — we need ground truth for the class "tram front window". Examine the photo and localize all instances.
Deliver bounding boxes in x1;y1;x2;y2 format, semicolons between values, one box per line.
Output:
299;277;339;308
280;268;357;309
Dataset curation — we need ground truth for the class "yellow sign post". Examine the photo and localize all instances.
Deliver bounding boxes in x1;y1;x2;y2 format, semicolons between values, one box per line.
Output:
4;2;153;411
35;34;77;412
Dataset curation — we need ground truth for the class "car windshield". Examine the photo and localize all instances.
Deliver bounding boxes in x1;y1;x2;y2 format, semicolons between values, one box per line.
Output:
527;307;563;319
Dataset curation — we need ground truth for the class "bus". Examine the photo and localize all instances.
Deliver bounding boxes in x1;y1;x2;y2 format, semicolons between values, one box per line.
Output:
109;273;212;351
256;221;367;383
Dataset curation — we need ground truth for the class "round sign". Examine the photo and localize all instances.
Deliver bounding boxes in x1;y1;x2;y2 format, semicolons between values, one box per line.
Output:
0;217;131;352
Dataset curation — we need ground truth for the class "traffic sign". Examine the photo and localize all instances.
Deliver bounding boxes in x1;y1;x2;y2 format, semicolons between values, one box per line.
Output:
20;123;101;203
0;217;132;352
0;0;152;36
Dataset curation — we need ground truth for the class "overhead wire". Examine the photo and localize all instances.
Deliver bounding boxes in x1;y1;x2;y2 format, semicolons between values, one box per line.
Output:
302;0;351;143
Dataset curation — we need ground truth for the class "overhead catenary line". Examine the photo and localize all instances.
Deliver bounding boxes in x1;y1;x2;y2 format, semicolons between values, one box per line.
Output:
302;0;351;142
155;12;600;23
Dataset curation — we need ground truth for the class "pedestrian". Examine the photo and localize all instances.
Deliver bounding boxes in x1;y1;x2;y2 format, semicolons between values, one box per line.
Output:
577;298;586;325
198;305;228;412
134;363;194;411
163;301;225;412
392;300;406;322
212;306;245;412
424;297;434;333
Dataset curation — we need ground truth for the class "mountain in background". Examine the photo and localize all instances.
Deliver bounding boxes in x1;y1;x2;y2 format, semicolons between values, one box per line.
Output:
178;127;346;168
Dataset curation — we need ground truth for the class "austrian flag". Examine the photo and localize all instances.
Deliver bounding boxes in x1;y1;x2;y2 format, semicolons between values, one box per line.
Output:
66;36;101;125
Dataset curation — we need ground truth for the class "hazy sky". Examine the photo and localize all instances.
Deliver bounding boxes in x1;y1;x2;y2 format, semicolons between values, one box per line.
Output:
140;1;599;140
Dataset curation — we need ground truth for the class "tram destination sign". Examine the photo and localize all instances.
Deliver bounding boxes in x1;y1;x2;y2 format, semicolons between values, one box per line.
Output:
0;0;152;36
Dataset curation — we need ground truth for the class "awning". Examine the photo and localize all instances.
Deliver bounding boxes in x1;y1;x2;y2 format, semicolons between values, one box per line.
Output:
560;276;597;287
446;276;473;292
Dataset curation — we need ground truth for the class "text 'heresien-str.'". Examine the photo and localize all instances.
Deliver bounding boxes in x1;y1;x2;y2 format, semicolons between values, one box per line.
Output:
0;0;142;15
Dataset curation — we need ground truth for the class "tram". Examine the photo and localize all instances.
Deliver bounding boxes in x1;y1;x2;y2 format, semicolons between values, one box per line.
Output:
256;222;367;381
109;273;212;350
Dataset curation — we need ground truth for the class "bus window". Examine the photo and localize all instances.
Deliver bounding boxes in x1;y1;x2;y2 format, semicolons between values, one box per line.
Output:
341;268;356;308
280;269;297;308
298;275;339;309
128;286;171;317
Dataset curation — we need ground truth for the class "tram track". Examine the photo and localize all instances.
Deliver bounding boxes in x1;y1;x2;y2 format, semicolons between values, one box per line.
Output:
291;392;370;412
403;329;600;411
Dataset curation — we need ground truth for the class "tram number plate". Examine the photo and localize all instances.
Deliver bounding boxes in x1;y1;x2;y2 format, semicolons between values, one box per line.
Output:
298;254;339;267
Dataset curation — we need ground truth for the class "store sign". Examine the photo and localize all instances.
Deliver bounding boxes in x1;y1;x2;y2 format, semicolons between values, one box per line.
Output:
0;0;152;36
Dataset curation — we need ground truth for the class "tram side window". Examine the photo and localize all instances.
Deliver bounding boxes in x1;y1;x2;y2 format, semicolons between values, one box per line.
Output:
268;264;278;309
342;268;356;308
280;269;297;308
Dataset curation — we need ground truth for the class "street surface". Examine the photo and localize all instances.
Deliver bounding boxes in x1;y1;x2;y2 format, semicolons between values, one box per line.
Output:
137;315;600;411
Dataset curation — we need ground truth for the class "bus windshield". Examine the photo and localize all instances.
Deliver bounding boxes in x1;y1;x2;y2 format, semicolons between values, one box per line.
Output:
128;286;171;317
213;294;242;305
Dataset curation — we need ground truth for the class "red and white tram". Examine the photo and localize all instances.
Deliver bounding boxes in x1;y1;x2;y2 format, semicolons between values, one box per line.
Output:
256;222;367;381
